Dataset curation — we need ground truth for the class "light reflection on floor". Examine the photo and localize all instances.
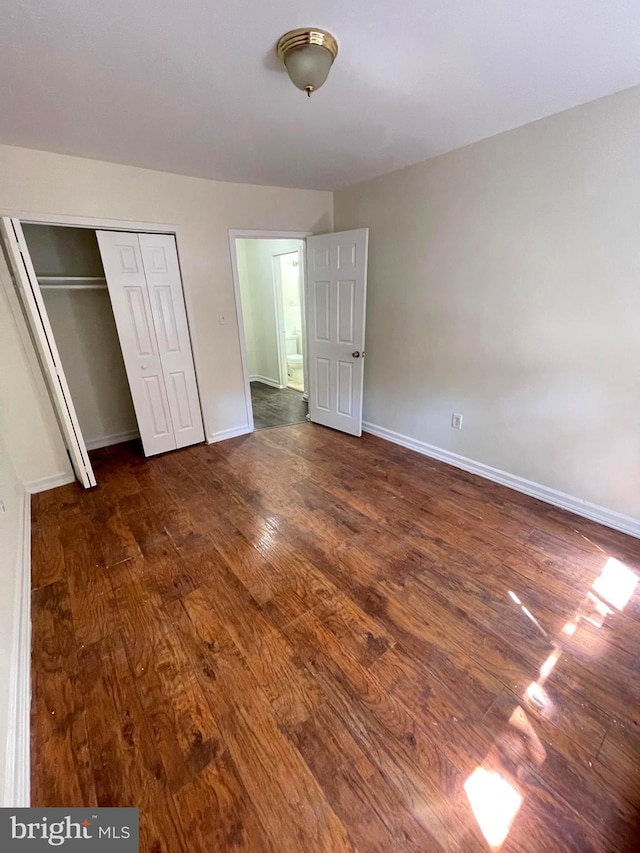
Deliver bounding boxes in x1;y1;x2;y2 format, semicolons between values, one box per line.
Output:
465;554;638;849
464;706;545;850
464;767;523;850
592;558;638;611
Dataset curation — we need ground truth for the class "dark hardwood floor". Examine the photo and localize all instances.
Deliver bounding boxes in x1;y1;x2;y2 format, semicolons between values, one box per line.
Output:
250;381;308;429
30;424;640;852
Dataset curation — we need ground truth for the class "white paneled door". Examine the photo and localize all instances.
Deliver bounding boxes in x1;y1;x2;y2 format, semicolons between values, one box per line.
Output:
97;231;203;456
0;217;97;487
138;234;205;449
306;229;369;436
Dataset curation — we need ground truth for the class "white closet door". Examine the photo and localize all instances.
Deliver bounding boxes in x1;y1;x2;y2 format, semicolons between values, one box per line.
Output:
0;217;96;487
306;229;369;437
96;231;177;457
138;234;205;448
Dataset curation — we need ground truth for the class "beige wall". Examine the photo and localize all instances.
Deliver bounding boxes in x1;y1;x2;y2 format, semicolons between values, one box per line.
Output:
0;143;332;481
335;86;640;520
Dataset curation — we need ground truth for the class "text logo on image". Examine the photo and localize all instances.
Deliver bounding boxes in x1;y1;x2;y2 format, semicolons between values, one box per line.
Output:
1;808;138;850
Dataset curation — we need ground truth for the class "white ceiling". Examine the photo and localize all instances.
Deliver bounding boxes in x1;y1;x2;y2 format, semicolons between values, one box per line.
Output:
1;1;640;190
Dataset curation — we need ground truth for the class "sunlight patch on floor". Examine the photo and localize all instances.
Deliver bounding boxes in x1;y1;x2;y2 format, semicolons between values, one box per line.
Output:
464;767;524;850
592;557;637;612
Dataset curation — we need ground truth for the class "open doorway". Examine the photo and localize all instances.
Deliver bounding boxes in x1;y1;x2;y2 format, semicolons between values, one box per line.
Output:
275;251;304;392
234;236;308;429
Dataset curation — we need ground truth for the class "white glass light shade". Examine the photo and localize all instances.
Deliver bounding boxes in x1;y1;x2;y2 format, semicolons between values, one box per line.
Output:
284;44;335;94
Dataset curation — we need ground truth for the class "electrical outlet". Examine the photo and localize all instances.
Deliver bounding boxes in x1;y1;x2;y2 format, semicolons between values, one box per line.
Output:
451;413;463;430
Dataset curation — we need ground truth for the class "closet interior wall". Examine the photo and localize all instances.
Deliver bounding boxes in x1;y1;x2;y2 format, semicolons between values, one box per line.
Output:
21;224;138;451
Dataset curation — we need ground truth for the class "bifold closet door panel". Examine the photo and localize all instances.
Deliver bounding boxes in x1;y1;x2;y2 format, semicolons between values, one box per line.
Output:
138;234;205;448
96;231;177;457
0;217;97;488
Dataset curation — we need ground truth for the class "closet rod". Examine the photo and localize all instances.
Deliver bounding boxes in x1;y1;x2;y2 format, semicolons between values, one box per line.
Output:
37;275;106;283
38;282;108;291
37;275;108;292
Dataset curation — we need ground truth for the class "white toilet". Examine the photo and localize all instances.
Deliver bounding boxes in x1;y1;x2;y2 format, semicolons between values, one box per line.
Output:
286;353;304;388
285;335;304;389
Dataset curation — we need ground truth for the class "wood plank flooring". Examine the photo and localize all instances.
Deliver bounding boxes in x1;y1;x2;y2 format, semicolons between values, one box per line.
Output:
250;381;308;429
30;424;640;852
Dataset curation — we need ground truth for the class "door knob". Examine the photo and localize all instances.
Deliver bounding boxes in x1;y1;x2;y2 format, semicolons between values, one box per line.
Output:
352;351;360;358
141;364;148;370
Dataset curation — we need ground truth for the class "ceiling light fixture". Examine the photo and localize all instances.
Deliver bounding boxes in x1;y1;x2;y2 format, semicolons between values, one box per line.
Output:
277;28;338;97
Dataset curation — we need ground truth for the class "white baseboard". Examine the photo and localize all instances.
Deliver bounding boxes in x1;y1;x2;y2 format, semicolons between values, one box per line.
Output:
249;375;286;390
84;429;139;451
24;472;75;494
207;424;251;444
4;489;31;806
362;421;640;539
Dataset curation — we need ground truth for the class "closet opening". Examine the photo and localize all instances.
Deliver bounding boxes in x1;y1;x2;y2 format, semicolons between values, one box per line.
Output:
22;224;140;454
1;217;205;488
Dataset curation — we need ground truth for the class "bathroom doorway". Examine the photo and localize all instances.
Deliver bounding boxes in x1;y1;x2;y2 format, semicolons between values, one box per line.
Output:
274;250;304;392
232;235;308;430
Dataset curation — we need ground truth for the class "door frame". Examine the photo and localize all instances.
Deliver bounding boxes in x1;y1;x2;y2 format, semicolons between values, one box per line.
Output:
272;248;306;394
0;209;208;473
271;253;288;389
228;229;310;433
